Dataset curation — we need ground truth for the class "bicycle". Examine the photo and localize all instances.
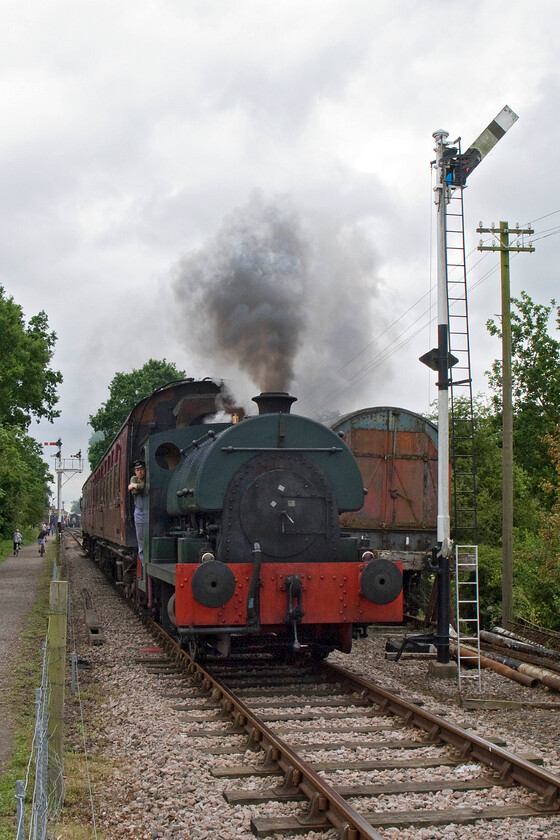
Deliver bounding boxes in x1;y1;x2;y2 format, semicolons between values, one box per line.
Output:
13;544;20;556
38;540;45;556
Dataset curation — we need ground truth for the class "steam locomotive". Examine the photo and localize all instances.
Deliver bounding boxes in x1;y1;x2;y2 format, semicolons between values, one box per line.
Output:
81;379;404;658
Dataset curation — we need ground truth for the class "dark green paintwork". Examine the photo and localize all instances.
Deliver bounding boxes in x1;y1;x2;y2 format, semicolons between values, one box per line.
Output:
164;413;364;513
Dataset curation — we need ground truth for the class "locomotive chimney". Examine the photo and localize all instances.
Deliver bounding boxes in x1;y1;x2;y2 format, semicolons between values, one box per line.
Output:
252;392;297;415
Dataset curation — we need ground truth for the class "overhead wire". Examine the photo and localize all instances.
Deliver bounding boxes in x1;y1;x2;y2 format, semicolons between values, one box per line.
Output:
307;209;559;416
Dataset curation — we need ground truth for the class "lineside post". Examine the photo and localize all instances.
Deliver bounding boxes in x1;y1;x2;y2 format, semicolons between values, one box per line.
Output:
477;222;534;627
47;579;68;791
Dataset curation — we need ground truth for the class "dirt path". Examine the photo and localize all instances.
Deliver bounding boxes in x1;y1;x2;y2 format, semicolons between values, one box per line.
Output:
0;542;46;772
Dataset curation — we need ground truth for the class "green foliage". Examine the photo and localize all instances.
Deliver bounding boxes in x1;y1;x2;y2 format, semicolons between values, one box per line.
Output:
531;427;560;630
477;544;503;629
470;398;540;544
429;395;540;547
512;530;560;631
0;286;62;427
477;532;560;631
88;358;186;468
0;288;60;537
0;426;51;538
473;293;560;629
487;291;560;499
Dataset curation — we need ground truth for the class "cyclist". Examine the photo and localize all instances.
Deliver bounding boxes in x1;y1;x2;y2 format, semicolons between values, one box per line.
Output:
13;529;22;555
37;527;49;555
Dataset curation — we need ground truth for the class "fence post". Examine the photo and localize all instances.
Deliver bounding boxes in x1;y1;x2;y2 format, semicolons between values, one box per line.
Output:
33;684;48;840
47;580;68;790
15;779;25;840
70;651;78;695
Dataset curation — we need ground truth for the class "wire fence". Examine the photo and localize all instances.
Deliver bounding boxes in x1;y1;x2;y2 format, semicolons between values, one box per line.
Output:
15;559;67;840
15;649;66;840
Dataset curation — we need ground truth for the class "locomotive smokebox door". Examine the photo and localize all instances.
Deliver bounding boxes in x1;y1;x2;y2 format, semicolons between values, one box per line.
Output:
218;450;341;564
361;558;403;605
241;468;325;557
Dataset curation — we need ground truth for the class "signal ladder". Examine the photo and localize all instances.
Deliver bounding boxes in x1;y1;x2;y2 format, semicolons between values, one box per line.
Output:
444;168;478;546
455;545;481;692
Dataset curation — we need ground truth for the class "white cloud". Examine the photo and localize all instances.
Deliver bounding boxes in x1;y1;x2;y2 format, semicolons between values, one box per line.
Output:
1;0;558;501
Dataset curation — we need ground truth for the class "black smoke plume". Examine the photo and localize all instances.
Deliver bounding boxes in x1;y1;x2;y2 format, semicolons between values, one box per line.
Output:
172;192;385;415
173;194;307;393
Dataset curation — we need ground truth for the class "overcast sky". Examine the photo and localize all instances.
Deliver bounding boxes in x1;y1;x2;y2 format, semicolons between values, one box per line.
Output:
2;0;559;505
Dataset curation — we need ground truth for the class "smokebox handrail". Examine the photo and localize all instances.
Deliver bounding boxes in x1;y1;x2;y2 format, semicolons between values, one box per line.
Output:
221;446;343;454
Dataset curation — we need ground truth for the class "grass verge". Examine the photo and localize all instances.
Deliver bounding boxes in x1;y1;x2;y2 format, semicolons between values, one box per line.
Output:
0;548;53;839
0;544;113;839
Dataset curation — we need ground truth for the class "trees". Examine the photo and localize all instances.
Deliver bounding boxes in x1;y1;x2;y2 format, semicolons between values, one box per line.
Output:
462;397;540;545
433;396;540;547
487;291;560;498
0;286;63;426
479;292;560;629
0;287;61;537
88;359;186;468
0;427;52;536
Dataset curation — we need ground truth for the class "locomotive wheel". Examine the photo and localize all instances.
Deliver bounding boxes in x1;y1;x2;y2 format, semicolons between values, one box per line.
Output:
166;593;177;627
308;644;334;660
187;639;206;662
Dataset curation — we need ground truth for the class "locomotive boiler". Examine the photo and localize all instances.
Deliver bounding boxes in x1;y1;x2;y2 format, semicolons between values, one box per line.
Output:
81;380;404;658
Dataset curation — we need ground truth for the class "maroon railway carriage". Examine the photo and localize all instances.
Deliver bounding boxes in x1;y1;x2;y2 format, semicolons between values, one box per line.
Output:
81;379;231;555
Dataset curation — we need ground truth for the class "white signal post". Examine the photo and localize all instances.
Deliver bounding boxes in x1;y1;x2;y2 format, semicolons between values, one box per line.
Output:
45;441;84;524
426;129;454;668
432;129;452;557
425;106;518;666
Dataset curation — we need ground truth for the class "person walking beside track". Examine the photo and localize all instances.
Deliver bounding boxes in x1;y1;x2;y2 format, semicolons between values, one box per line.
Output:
13;529;22;555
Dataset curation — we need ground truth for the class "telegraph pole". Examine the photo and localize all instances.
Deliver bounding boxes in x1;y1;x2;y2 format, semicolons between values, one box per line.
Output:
477;222;534;626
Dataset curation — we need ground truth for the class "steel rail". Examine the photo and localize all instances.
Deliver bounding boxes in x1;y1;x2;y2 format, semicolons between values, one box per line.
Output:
72;535;560;835
324;659;560;807
145;618;384;840
145;616;560;834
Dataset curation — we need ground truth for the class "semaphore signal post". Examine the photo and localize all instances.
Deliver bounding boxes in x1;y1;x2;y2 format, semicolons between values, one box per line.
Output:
421;106;519;672
44;440;84;525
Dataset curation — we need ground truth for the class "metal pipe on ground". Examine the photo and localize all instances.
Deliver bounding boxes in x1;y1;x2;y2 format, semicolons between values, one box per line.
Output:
451;642;538;688
482;629;560;661
476;647;537;674
457;641;560;691
481;640;560;675
516;662;560;693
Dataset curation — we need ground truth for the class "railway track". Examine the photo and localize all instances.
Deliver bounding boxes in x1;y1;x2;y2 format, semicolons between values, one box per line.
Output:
64;533;560;838
140;617;560;839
